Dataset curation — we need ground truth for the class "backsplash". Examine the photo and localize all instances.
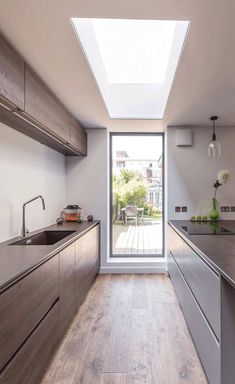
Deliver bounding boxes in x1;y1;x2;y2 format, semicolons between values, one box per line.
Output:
0;122;66;242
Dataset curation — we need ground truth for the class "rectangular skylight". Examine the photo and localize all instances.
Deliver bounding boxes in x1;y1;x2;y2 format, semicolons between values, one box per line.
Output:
71;18;189;119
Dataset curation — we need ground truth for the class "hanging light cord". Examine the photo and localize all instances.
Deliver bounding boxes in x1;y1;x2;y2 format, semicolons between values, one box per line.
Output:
212;120;216;141
211;116;218;141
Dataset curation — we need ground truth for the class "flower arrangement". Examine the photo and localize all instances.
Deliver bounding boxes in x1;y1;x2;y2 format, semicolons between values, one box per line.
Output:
210;169;230;221
213;169;230;198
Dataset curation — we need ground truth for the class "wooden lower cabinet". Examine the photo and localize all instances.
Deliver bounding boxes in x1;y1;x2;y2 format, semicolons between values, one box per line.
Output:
0;302;60;384
0;224;100;383
75;225;100;310
59;243;76;333
0;255;59;370
58;224;100;327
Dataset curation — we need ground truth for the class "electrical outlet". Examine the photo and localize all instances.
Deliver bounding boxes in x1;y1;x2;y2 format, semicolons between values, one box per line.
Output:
221;206;230;212
231;206;235;212
182;206;187;212
175;206;181;213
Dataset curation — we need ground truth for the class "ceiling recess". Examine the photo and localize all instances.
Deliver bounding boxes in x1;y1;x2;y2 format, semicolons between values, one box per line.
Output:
71;18;190;119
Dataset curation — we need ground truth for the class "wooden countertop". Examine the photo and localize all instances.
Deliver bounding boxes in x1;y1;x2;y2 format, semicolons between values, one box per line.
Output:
0;221;99;293
169;220;235;288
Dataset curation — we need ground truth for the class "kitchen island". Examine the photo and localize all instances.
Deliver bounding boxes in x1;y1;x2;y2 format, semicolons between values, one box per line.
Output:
168;220;235;384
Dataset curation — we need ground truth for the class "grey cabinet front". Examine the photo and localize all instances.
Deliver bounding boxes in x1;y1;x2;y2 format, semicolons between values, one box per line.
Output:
168;225;221;384
184;282;220;384
183;244;220;339
168;251;185;309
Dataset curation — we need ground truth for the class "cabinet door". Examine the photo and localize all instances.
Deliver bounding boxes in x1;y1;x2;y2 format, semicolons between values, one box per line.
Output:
184;282;220;384
0;34;24;109
75;225;100;310
70;116;87;156
0;302;60;384
168;251;185;309
25;65;70;142
168;225;185;274
59;243;75;333
0;255;59;370
183;243;220;339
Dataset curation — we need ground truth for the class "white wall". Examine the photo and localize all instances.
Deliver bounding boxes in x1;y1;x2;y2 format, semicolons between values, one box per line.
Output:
0;123;66;242
167;126;235;220
66;128;109;268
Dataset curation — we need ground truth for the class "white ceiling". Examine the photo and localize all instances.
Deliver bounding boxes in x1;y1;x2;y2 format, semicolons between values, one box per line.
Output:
1;0;235;131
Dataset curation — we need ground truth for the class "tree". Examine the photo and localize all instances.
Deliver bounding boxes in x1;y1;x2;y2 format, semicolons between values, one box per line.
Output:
113;170;148;209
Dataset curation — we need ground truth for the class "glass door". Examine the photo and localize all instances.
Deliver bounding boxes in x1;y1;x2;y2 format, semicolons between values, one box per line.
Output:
110;133;164;257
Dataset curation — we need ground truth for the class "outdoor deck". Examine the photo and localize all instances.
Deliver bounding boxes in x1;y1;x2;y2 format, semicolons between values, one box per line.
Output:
112;219;162;256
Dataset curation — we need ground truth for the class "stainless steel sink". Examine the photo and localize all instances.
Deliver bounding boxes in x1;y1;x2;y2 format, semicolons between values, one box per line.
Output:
10;230;76;246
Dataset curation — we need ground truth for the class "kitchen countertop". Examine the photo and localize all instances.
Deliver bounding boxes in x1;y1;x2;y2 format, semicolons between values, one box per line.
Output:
169;220;235;289
0;220;99;293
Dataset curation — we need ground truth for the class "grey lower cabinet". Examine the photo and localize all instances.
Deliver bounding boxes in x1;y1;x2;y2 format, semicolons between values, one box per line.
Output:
168;225;220;384
0;224;100;384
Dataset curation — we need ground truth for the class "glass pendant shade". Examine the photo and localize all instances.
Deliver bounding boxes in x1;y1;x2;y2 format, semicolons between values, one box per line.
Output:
208;139;221;157
208;116;221;158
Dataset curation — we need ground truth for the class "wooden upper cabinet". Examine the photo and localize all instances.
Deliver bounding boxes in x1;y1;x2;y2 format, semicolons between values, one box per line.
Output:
0;33;87;156
70;116;87;156
24;65;70;143
0;34;24;109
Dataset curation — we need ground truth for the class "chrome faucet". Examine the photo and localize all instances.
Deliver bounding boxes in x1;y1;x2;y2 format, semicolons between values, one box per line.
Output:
22;195;46;237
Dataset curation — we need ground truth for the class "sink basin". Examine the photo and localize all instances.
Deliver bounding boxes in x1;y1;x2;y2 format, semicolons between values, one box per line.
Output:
10;230;76;246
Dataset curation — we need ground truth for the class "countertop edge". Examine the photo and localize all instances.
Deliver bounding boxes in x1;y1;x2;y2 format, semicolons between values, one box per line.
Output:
168;220;235;289
0;221;100;294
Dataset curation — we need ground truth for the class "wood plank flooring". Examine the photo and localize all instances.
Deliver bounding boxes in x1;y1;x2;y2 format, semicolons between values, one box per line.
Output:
41;274;207;384
112;222;162;255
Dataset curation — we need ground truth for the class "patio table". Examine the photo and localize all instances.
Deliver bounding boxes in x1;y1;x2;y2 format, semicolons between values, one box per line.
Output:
121;207;144;225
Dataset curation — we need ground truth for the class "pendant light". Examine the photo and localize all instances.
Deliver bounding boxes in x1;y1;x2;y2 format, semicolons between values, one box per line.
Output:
208;116;221;158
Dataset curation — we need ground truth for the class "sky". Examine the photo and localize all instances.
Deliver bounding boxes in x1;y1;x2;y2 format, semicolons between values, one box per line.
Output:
112;135;163;160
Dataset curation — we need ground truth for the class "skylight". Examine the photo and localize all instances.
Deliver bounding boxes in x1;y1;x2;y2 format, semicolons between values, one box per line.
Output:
71;18;189;119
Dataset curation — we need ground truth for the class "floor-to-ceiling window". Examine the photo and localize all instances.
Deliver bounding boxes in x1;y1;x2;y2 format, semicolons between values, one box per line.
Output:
110;133;164;257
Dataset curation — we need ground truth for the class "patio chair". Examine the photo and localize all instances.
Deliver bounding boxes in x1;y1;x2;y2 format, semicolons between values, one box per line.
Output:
125;205;138;225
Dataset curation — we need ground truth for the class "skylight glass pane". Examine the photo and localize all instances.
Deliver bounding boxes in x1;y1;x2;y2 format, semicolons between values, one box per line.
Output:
92;19;176;84
71;18;189;119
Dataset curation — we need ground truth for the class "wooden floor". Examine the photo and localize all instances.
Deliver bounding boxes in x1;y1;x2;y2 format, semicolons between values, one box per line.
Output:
42;274;207;384
113;221;162;255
